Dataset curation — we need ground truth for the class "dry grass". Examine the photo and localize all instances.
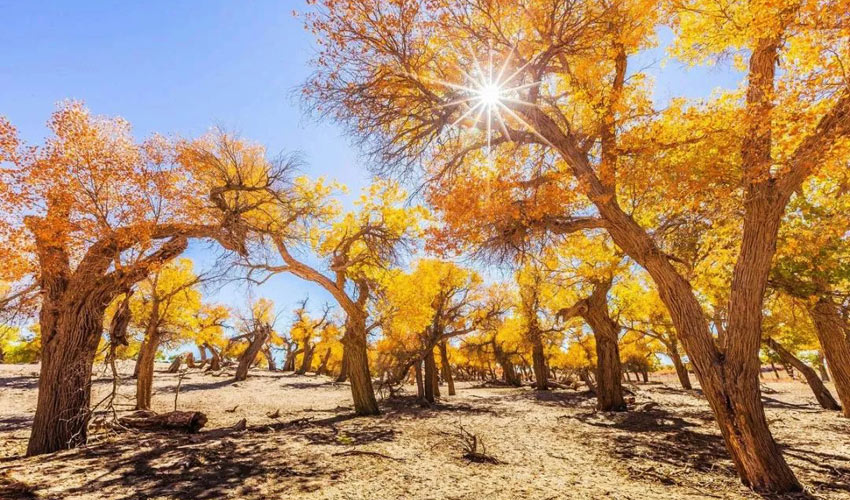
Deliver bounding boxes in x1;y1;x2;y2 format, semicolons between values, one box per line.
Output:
0;363;848;499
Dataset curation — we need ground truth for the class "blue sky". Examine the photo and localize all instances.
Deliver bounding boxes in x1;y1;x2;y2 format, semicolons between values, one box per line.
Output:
0;2;743;329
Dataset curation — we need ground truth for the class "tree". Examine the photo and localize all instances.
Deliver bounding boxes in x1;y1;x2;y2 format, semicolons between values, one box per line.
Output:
122;258;207;410
305;1;850;490
241;177;426;415
234;298;277;381
0;104;274;455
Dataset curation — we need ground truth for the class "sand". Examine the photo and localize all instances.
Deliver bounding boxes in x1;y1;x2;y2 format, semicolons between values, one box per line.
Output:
0;362;848;499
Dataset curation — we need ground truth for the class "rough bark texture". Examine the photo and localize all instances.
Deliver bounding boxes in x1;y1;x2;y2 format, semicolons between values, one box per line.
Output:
670;344;693;390
438;341;456;396
493;341;521;387
296;343;314;375
335;348;349;383
808;297;850;417
558;278;625;411
119;410;207;433
764;338;841;411
235;326;269;381
530;329;549;391
135;328;162;410
423;348;438;404
344;317;379;415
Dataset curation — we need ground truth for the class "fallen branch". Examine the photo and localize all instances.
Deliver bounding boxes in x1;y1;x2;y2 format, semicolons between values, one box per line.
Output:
332;449;404;461
118;410;207;433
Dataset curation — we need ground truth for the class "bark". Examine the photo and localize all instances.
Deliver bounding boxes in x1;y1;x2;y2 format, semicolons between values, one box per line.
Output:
335;347;349;383
558;278;625;411
316;348;332;375
816;351;830;382
414;361;424;400
167;356;182;373
343;317;379;415
204;343;221;372
670;344;692;390
764;338;841;411
296;342;314;375
135;328;162;410
235;326;269;381
132;340;144;379
198;344;208;363
438;341;456;396
530;328;549;391
265;346;277;371
808;297;850;417
283;348;299;372
492;341;521;386
185;352;196;369
423;348;438;404
119;410;207;433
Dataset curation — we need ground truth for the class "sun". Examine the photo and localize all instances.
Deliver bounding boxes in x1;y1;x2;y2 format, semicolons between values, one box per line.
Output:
414;47;546;156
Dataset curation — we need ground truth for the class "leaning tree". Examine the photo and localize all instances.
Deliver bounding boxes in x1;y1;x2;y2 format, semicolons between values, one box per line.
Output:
304;0;850;491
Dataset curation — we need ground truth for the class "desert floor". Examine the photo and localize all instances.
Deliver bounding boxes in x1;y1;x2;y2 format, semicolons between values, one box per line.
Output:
1;363;848;500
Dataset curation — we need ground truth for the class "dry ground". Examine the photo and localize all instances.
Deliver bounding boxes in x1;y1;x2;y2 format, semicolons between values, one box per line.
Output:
0;363;848;500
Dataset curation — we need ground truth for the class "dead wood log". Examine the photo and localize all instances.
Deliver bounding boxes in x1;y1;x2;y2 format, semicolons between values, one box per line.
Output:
118;410;207;433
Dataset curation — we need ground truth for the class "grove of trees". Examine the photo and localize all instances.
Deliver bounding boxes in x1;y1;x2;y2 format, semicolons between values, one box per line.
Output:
1;0;849;496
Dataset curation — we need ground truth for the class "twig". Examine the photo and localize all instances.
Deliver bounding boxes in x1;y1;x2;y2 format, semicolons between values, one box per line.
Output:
332;449;404;461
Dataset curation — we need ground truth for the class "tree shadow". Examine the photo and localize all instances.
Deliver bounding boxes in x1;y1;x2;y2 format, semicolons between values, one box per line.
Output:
760;396;822;413
0;376;39;390
156;379;235;394
0;416;32;432
503;388;597;409
781;447;850;496
378;395;503;419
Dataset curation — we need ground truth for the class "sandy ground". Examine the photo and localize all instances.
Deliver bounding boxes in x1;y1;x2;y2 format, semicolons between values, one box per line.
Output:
0;363;848;500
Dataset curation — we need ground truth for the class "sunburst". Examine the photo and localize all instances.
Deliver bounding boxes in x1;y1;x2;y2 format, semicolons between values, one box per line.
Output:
418;47;547;156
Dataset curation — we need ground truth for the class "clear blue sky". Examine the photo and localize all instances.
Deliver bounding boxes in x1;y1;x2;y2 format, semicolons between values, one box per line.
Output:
0;2;742;329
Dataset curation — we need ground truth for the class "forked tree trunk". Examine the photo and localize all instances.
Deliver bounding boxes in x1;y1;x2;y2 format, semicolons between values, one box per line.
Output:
808;297;850;417
235;327;269;381
344;318;379;415
205;343;221;372
764;338;840;411
438;341;455;396
670;345;692;390
136;329;162;410
559;278;625;411
283;348;299;372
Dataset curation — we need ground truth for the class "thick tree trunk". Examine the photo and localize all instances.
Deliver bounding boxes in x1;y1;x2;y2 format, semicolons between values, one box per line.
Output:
235;328;269;381
808;297;850;417
316;348;331;375
415;361;424;400
265;346;277;371
27;291;111;456
493;342;521;386
530;331;549;391
438;341;455;396
167;356;182;373
185;352;196;369
283;348;299;372
343;319;379;415
560;278;625;411
136;330;161;410
670;345;692;390
132;339;145;379
198;344;208;363
423;348;437;404
764;338;840;411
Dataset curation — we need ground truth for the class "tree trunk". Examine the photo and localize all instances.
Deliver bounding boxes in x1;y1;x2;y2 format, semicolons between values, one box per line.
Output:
198;344;208;363
185;352;196;369
816;351;830;382
205;343;221;372
423;348;437;404
265;346;277;371
493;342;521;386
414;361;424;400
560;278;625;411
670;345;692;390
438;341;455;396
296;343;314;375
343;318;379;415
579;368;596;393
770;362;781;379
807;297;850;417
132;339;145;379
530;331;549;390
167;356;182;373
283;348;299;372
119;410;207;433
136;330;161;411
316;348;331;375
764;338;840;411
235;327;269;381
335;346;349;383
